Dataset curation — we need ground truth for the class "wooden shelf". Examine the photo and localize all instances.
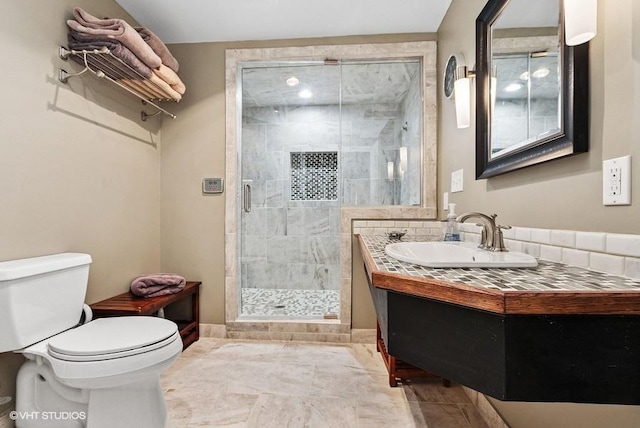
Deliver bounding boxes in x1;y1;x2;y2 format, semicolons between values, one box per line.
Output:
91;281;201;350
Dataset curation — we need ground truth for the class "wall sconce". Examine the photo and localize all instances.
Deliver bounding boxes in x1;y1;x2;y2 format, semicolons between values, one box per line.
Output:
490;65;497;117
387;161;394;181
454;66;476;129
564;0;597;46
399;146;408;179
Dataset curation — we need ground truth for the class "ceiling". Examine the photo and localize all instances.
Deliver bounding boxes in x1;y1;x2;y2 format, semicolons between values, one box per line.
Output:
114;0;452;44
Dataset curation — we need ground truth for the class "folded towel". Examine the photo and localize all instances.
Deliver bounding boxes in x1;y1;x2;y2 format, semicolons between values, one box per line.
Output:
121;79;161;99
136;27;180;73
67;31;153;79
130;274;186;298
148;73;182;101
153;64;186;95
67;8;162;69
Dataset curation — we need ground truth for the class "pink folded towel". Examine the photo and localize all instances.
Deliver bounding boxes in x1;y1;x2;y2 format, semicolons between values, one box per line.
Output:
130;273;186;298
67;31;153;79
67;7;162;69
136;27;180;73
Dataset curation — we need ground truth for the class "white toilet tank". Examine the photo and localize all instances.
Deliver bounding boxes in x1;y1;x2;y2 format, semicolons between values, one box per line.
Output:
0;253;92;353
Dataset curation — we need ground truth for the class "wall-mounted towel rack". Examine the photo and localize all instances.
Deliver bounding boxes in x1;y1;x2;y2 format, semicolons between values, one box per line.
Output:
59;46;177;121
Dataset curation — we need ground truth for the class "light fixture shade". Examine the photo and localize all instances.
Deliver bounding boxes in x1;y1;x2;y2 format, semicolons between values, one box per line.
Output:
387;161;394;181
490;76;497;116
454;78;471;129
399;147;408;173
564;0;597;46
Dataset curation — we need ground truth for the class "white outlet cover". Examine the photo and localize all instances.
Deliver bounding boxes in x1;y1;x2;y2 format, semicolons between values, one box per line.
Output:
451;169;464;193
603;155;631;206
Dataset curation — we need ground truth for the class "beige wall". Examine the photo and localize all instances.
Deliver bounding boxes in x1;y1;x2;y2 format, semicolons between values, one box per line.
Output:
3;0;638;425
438;0;640;426
0;0;161;420
161;33;436;326
439;0;640;234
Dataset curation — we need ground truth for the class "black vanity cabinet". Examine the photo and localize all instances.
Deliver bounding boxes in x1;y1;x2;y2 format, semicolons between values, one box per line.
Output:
360;236;640;405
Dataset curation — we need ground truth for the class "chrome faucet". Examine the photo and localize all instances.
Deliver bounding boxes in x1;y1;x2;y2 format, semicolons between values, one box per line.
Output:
455;212;511;252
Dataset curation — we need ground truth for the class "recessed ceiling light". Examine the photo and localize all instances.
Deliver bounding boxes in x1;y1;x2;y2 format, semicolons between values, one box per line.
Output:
504;83;523;92
298;89;313;99
520;71;530;81
286;76;300;86
532;68;550;78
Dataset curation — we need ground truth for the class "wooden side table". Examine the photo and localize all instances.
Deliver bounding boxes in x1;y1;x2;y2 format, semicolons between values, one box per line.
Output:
90;281;201;349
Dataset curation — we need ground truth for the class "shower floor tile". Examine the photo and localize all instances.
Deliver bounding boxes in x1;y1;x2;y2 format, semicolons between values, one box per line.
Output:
241;288;339;318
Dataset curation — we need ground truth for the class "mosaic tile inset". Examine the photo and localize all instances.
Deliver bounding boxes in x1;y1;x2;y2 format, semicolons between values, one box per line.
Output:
290;151;338;201
361;235;640;292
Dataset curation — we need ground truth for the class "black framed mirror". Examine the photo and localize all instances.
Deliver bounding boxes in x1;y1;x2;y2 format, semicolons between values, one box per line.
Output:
476;0;589;179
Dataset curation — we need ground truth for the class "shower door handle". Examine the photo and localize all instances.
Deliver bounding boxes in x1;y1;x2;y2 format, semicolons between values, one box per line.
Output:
243;184;252;212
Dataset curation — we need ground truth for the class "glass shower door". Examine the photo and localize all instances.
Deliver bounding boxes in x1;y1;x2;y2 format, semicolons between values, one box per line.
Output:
239;63;342;319
238;59;423;319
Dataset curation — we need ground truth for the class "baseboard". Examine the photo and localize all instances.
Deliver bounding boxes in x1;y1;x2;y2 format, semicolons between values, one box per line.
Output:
462;386;510;428
199;323;226;338
350;329;376;343
200;324;376;344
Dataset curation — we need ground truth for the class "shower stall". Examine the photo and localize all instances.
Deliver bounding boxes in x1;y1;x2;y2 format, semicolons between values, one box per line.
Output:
237;59;423;320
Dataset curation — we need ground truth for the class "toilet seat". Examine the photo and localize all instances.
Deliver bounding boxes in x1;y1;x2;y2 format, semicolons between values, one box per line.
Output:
48;316;178;362
19;316;183;384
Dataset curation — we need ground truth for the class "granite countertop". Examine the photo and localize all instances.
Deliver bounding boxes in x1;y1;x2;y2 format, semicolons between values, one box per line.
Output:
358;234;640;315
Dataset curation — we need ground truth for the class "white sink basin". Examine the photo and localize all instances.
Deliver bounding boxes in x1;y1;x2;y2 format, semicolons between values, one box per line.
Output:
384;241;538;268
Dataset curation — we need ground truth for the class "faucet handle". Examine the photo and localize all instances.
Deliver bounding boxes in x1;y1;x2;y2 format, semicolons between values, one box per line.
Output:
491;225;511;252
476;223;489;249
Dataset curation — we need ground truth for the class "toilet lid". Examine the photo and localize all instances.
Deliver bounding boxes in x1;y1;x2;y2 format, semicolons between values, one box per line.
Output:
47;317;178;361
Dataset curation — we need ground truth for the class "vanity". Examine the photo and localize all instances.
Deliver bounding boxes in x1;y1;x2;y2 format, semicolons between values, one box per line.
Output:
358;235;640;404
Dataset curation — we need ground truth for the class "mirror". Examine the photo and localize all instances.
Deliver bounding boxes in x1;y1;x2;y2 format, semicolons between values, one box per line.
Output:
476;0;589;178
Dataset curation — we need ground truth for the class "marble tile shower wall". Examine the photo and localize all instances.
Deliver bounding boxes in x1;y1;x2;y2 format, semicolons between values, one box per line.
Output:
242;106;341;292
241;102;412;292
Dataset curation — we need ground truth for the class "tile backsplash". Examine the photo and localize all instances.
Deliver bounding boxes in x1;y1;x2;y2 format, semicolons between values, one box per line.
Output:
352;219;640;280
353;219;443;239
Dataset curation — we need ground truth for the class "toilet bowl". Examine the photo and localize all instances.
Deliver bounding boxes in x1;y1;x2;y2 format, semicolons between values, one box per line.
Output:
16;317;182;428
0;253;182;428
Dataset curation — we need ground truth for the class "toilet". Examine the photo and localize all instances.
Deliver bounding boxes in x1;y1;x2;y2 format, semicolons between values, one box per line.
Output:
0;253;183;428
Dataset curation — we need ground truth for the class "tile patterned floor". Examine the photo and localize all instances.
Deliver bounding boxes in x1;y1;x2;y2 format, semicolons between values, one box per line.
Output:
240;289;340;318
163;338;490;428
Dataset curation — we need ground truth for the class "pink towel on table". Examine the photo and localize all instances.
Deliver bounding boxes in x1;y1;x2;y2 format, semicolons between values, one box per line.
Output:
67;7;162;69
130;274;186;298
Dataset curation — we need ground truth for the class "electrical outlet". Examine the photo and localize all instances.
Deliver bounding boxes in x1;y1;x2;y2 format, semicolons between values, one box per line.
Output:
603;156;631;206
443;191;449;208
451;169;464;193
